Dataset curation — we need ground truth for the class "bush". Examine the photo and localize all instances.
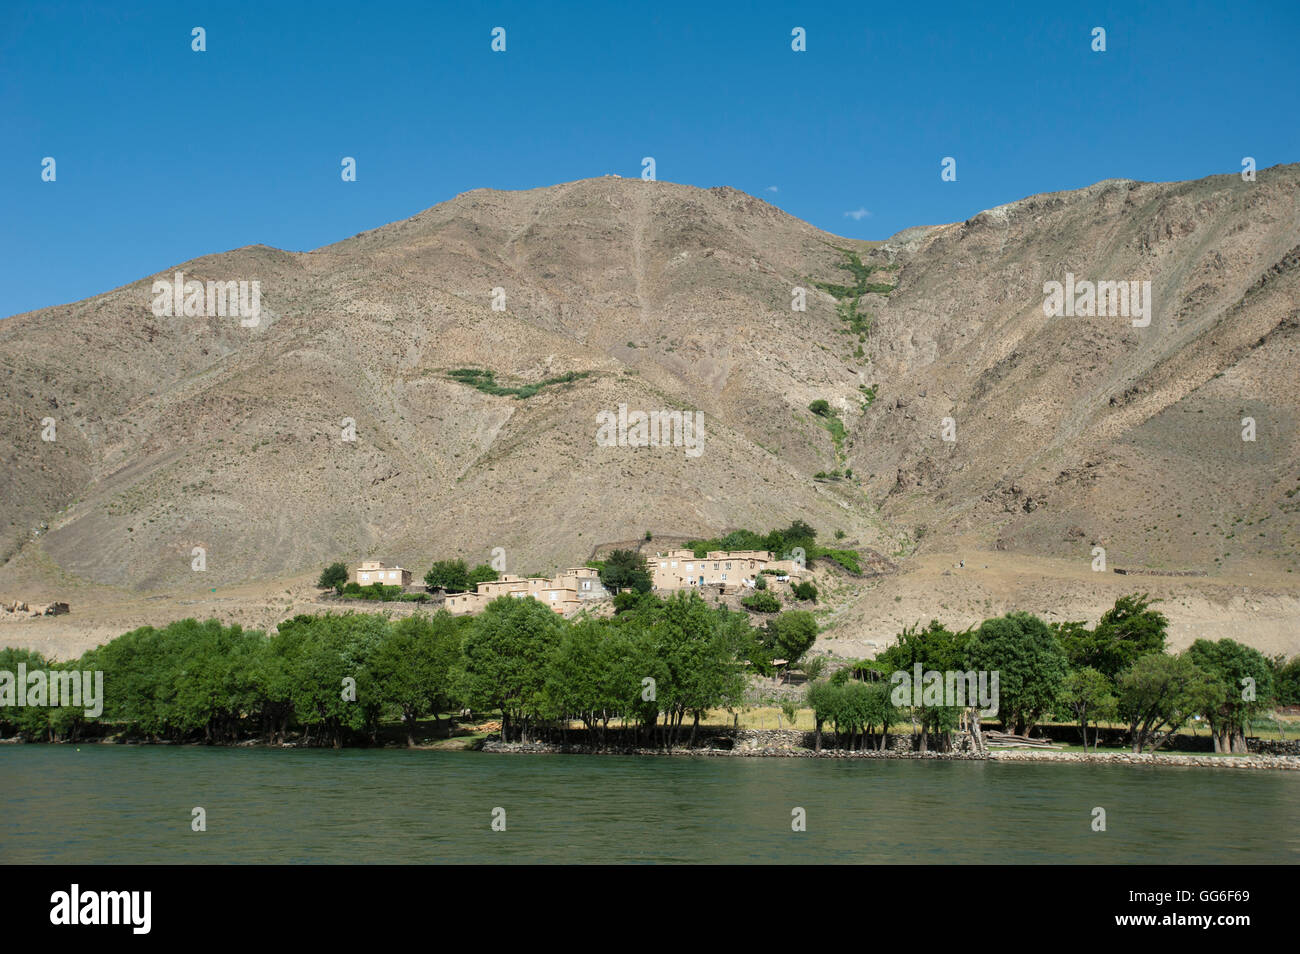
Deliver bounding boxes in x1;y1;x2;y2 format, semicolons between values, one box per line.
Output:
341;583;406;601
808;399;831;417
791;581;818;602
741;591;782;613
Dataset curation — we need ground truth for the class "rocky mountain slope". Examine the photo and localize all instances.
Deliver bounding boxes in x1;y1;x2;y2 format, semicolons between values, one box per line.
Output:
2;167;1297;653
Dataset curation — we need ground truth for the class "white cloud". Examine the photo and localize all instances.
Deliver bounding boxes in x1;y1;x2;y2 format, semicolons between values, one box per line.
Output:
766;185;779;193
843;207;871;221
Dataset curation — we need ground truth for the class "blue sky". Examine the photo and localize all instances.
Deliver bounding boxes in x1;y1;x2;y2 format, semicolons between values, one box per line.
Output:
3;0;1298;317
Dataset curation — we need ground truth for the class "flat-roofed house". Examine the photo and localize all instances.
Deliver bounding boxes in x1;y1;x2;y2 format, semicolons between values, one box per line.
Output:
444;591;489;615
474;574;528;598
354;560;413;587
553;566;608;600
651;549;773;590
466;575;581;615
534;584;580;614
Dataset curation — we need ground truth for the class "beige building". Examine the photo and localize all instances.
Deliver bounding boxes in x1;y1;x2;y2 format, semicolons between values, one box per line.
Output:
651;549;773;590
443;591;489;614
553;566;608;600
354;560;413;587
443;573;582;616
765;558;809;577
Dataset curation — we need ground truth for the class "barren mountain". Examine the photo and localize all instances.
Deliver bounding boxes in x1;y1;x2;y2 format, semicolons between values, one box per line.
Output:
2;167;1298;657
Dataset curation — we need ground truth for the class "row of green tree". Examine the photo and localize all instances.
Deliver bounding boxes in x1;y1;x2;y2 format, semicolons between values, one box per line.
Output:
808;595;1298;753
0;592;820;749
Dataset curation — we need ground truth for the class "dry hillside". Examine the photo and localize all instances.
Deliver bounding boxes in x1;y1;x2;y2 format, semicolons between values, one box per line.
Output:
2;168;1297;658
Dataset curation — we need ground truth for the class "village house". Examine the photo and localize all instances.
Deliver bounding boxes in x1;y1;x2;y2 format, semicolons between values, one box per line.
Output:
353;560;413;587
552;566;608;600
442;574;582;616
430;549;798;617
651;549;776;590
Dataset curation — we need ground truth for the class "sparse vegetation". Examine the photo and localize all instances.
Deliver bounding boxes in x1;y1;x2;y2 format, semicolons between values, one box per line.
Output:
808;246;895;342
446;367;591;400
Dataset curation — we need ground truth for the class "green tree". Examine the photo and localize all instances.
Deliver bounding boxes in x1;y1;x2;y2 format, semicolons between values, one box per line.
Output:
283;613;390;747
459;596;565;742
806;680;839;752
644;593;748;749
1275;655;1300;707
766;611;819;676
425;559;471;592
791;580;818;602
1186;638;1275;753
877;619;972;751
370;612;465;746
317;562;349;591
598;549;652;594
466;563;499;588
1059;594;1168;682
1117;652;1218;753
966;612;1068;737
1058;667;1116;751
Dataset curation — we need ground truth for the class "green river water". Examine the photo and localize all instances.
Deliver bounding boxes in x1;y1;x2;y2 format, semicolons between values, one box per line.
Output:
2;747;1296;863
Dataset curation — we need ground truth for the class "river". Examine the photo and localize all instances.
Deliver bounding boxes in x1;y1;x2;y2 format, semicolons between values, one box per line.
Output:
3;747;1297;863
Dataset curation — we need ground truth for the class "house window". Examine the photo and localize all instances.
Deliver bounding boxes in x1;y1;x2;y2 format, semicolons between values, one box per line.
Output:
670;562;677;568
360;573;369;582
726;562;732;570
582;581;591;590
722;574;727;580
686;564;693;572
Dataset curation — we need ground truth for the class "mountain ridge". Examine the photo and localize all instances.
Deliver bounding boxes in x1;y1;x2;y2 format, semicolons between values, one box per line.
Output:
2;165;1298;657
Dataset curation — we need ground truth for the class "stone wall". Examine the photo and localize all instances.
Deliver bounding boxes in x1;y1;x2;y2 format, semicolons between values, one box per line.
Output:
1245;738;1300;756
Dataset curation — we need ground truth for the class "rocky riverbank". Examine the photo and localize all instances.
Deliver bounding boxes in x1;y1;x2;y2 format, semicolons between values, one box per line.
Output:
480;730;1300;771
985;749;1300;770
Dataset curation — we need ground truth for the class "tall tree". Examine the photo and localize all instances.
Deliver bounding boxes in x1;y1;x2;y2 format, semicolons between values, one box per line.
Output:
598;549;652;593
1117;652;1217;753
371;611;465;746
1186;638;1274;753
458;596;565;742
424;559;470;593
1058;667;1116;751
966;612;1068;737
317;562;349;591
